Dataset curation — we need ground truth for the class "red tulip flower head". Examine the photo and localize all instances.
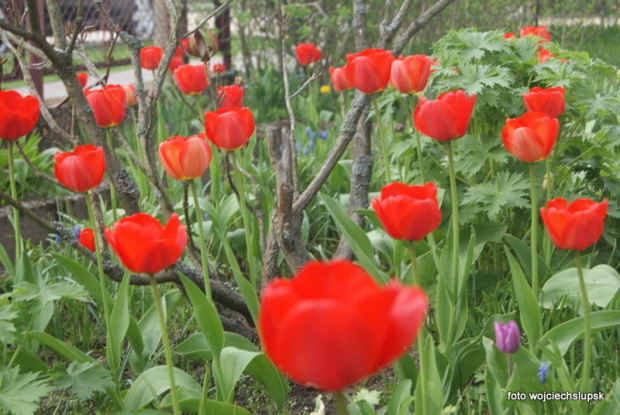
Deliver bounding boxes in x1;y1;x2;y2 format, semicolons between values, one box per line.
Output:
54;144;105;192
523;86;565;118
217;85;245;108
540;198;608;251
537;48;555;63
78;228;96;252
105;213;187;274
84;85;127;127
122;84;138;106
212;63;226;74
413;90;476;142
76;72;88;87
159;135;213;181
0;90;40;141
329;65;351;92
295;43;322;66
503;32;516;39
494;321;521;354
173;64;209;95
371;182;441;241
140;46;163;70
502;112;559;163
204;106;255;150
520;25;551;43
346;48;395;94
168;55;184;71
390;55;432;94
259;260;428;392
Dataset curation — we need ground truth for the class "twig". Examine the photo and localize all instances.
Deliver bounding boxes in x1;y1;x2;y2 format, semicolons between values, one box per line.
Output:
14;141;60;185
185;0;235;36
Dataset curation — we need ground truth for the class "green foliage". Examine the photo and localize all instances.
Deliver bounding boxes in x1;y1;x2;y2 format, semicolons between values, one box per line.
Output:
0;368;53;415
51;361;115;400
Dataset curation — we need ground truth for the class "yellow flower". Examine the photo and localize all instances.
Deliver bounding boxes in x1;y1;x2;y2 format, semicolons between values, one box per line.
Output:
319;85;331;94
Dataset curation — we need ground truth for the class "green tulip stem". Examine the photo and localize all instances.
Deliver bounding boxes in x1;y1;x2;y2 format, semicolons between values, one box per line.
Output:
7;141;22;262
105;129;119;223
334;392;349;415
408;241;420;287
575;252;592;394
446;141;460;347
415;129;426;183
543;157;553;265
230;151;258;286
148;274;182;415
371;95;392;183
529;163;539;298
190;180;212;300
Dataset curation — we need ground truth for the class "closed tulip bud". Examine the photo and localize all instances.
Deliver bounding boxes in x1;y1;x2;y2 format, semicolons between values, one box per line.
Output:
212;63;226;73
54;144;105;193
371;182;441;241
158;134;212;181
168;55;184;71
329;65;351;92
0;90;40;141
523;86;565;118
390;55;432;94
76;72;88;87
105;213;187;274
78;228;96;252
413;90;476;141
494;320;521;354
295;43;322;65
540;198;608;251
122;84;137;106
84;85;127;127
217;85;245;108
502;112;558;162
204;106;255;150
140;46;163;70
173;64;209;95
259;260;428;391
346;48;395;94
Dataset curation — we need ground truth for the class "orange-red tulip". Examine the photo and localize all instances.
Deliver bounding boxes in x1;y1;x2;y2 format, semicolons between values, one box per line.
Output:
520;26;551;43
140;46;163;70
168;55;184;71
523;86;565;118
540;198;608;251
328;65;351;92
78;228;96;252
537;48;555;63
371;182;441;241
217;85;244;108
173;64;209;95
346;48;395;94
259;260;428;392
0;90;40;141
501;112;559;162
413;90;476;141
204;106;255;150
76;72;88;87
105;213;187;274
84;85;127;127
158;135;212;181
54;144;105;192
295;43;322;66
212;63;226;73
122;84;138;106
390;55;432;94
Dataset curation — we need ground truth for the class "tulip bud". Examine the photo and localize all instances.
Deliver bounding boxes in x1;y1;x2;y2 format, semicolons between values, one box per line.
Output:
494;321;521;354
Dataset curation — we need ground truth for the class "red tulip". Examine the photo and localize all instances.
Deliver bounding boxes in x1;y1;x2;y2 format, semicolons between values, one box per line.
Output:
328;65;351;92
175;39;189;56
540;198;608;251
76;72;88;87
371;182;441;241
537;48;555;63
173;64;209;95
158;134;213;181
217;85;244;108
346;48;395;94
122;84;138;106
54;144;105;192
502;112;559;163
204;106;255;150
140;46;163;70
390;55;432;94
520;26;551;43
295;43;322;66
105;213;187;274
212;63;226;74
413;90;476;142
0;90;40;141
84;85;127;127
503;32;516;39
78;228;96;252
259;260;428;392
523;86;565;118
168;55;184;71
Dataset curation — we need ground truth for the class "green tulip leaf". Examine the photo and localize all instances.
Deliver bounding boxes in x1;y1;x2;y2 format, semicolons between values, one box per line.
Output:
108;272;130;374
541;265;620;310
124;366;202;410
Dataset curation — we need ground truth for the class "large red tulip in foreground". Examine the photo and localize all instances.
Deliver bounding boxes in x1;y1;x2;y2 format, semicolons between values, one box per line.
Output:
259;260;428;392
54;144;105;193
0;90;40;141
501;111;559;163
413;90;476;142
346;48;395;94
204;106;255;150
84;85;127;128
159;135;212;181
105;213;187;274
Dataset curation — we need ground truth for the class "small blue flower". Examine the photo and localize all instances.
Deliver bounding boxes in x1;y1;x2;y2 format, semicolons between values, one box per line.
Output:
73;224;81;238
54;234;62;243
317;130;329;140
305;126;317;140
307;139;315;153
538;362;550;383
295;141;302;155
204;212;210;221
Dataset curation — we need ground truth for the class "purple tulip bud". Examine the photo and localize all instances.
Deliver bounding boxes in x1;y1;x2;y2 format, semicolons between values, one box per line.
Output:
494;320;521;354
